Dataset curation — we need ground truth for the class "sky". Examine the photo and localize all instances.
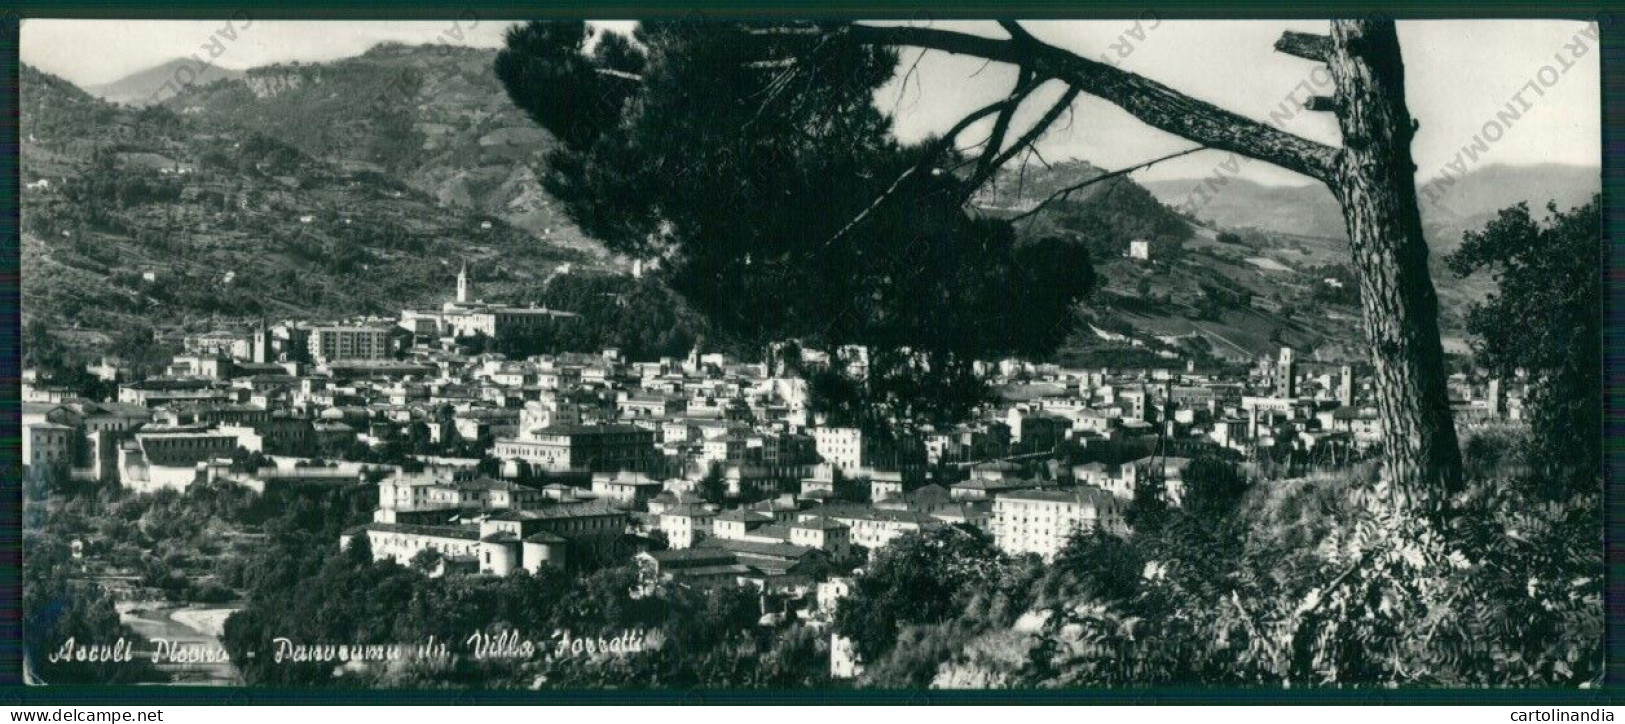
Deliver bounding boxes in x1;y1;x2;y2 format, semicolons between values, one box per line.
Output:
20;18;1601;186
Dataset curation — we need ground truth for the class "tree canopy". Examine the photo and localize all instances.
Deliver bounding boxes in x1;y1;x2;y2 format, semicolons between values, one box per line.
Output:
833;523;1006;662
1446;195;1601;491
496;21;1096;424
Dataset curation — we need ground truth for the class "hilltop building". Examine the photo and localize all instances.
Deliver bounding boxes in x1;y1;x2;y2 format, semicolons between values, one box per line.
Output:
399;262;578;341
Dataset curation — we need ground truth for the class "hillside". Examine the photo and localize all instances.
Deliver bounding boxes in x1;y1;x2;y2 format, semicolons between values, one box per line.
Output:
1139;162;1598;355
1061;223;1373;367
972;160;1368;365
1417;163;1600;248
163;43;611;263
26;42;1488;369
21;63;611;354
84;58;246;106
1142;176;1342;240
153;45;1354;365
147;44;1382;366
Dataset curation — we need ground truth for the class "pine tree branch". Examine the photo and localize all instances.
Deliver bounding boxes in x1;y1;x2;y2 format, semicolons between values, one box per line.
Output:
1275;31;1332;63
594;67;643;82
998;20;1039;46
821;72;1050;250
844;23;1340;182
971;69;1040;191
1006;145;1206;223
968;83;1082;196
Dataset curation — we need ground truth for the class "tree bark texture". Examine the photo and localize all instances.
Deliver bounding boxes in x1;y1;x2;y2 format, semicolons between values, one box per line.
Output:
1323;20;1463;505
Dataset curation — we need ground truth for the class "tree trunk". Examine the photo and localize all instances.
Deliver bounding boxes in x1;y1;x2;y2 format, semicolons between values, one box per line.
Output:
841;19;1465;511
1324;20;1463;508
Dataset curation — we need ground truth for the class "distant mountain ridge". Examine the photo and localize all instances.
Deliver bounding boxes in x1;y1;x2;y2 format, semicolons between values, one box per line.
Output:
83;58;245;106
159;42;612;263
34;44;1353;364
1143;162;1599;251
31;41;1586;366
20;62;603;351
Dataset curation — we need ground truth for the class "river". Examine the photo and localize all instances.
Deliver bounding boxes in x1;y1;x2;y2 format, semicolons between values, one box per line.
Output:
118;601;243;686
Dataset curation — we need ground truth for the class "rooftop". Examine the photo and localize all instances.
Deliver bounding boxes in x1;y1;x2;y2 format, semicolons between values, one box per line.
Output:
531;423;653;436
699;537;819;560
487;503;625;521
791;516;849;531
344;522;480;541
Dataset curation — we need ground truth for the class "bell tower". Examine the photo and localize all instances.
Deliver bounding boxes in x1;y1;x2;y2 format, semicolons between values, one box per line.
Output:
457;261;471;304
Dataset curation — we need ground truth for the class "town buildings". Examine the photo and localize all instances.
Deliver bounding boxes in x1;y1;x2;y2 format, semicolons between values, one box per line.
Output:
493;423;657;474
25;257;1527;677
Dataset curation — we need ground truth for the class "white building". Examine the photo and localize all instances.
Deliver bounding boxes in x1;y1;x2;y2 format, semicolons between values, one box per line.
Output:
308;326;391;362
1128;239;1151;261
991;486;1127;561
812;427;865;472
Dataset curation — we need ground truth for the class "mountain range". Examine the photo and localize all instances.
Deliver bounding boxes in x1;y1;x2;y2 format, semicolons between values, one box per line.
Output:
20;60;604;354
158;43;608;263
1141;163;1598;252
83;58;246;106
29;45;1597;365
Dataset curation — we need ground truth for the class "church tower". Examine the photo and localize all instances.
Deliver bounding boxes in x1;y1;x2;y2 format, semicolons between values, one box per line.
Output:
251;320;272;364
1275;346;1297;399
457;261;472;304
1338;365;1355;407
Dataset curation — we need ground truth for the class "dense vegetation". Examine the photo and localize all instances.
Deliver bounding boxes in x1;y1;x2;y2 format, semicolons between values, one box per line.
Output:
223;537;829;688
1446;196;1600;491
24;534;165;685
827;444;1598;687
25;474;827;688
21;478;355;684
818;201;1602;688
496;21;1101;424
473;274;706;361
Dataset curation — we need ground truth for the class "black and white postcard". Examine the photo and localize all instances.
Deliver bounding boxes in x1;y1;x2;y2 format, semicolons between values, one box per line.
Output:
16;16;1604;693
